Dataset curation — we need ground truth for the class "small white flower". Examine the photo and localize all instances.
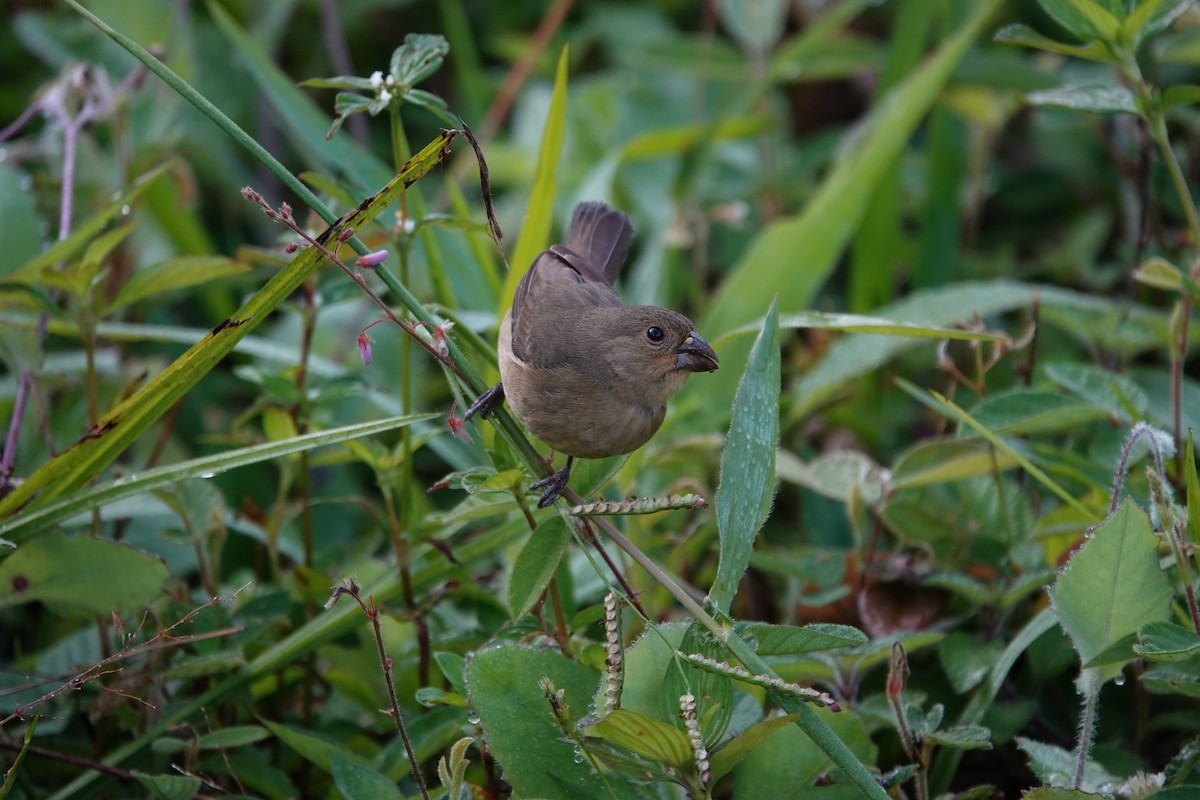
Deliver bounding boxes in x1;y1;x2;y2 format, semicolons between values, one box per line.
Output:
369;70;384;89
380;89;393;104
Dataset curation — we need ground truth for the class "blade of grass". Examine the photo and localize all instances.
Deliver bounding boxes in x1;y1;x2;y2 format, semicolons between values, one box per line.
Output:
499;45;570;316
0;413;437;544
0;134;454;517
895;378;1094;517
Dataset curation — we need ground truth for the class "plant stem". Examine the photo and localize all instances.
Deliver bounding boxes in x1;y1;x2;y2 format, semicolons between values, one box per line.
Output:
1072;669;1101;790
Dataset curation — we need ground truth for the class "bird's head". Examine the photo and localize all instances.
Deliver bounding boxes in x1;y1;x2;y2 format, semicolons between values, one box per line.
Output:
594;306;719;403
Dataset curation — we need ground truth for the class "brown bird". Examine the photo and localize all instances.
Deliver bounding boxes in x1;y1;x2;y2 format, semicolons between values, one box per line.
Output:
466;202;719;507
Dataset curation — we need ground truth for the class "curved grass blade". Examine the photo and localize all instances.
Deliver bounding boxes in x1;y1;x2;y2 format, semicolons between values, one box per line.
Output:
0;413;436;544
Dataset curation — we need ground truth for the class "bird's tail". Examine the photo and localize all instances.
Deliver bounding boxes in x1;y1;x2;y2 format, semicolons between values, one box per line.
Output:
564;202;634;285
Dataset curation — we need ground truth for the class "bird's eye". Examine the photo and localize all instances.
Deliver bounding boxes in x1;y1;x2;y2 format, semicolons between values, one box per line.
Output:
646;326;665;342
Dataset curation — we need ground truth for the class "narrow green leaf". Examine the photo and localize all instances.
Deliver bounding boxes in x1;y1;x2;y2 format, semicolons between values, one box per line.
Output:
1161;84;1200;110
0;531;168;614
722;311;1010;343
707;712;801;782
0;134;452;518
1049;501;1174;669
508;516;570;619
702;0;1001;340
889;439;1019;489
330;751;404;800
1026;82;1137;114
0;413;437;544
711;299;780;614
1036;0;1122;41
107;255;250;311
970;390;1112;436
993;23;1114;61
1187;431;1200;545
194;727;271;750
132;772;201;800
499;45;569;317
926;726;993;750
745;623;867;655
262;719;369;773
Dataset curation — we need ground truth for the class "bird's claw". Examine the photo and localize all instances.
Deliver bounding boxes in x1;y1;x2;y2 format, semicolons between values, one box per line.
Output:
464;382;505;422
531;467;571;508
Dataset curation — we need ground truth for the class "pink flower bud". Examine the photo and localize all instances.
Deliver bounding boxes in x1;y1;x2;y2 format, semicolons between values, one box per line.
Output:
355;249;389;268
284;242;299;253
357;331;373;366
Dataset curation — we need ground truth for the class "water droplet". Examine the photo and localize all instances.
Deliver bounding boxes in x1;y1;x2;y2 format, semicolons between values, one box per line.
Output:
573;753;585;764
198;472;216;479
1114;673;1126;686
120;204;131;216
466;711;480;725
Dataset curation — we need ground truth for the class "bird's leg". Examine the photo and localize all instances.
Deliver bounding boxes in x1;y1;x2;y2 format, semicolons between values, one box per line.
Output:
464;382;505;421
531;456;574;508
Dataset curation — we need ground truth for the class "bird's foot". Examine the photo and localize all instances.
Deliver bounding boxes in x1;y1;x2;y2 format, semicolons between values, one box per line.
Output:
531;464;572;508
464;383;505;421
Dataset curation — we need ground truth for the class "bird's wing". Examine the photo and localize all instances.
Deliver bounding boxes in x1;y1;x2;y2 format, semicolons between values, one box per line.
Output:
509;204;632;365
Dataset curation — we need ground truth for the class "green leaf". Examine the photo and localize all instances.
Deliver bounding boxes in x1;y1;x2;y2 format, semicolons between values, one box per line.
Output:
0;164;44;273
0;531;168;614
744;623;867;655
499;45;569;317
195;726;271;750
926;725;993;750
939;632;1004;694
1162;84;1200;110
108;255;250;312
466;644;611;800
1049;501;1174;670
1187;431;1200;546
969;390;1112;436
389;33;450;88
0;134;452;519
722;311;1010;343
717;0;787;51
703;0;1000;338
1026;83;1137;114
1036;0;1122;42
711;299;780;614
1125;0;1192;48
993;23;1115;61
582;710;694;770
1015;737;1120;793
890;439;1019;489
0;413;437;545
1044;362;1149;422
507;516;570;619
707;712;802;782
776;449;885;506
132;772;201;800
330;751;404;800
262;719;370;773
1133;620;1200;662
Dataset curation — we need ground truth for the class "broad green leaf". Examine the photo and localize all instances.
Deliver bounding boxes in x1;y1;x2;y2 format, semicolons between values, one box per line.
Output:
1015;736;1120;794
0;413;437;544
507;516;570;619
1133;620;1200;662
0;531;168;614
132;772;201;800
926;726;992;750
1143;658;1200;698
0;163;44;272
195;726;271;750
1044;362;1149;422
617;623;687;724
711;299;780;613
330;751;403;800
1162;84;1200;110
732;706;876;799
1125;0;1192;47
776;449;885;506
582;710;693;770
708;713;802;781
969;390;1112;436
0;133;452;518
1026;82;1137;114
1049;501;1174;670
702;0;1000;341
466;643;612;800
890;439;1019;489
993;23;1114;61
499;45;569;317
744;623;867;655
1134;255;1184;291
262;719;370;773
939;632;1004;694
107;255;250;311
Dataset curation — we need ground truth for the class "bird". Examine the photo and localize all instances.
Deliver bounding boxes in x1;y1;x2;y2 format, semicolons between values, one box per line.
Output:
465;201;719;508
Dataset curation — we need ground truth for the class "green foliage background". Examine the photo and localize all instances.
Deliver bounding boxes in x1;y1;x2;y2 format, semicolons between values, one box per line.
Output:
2;0;1200;798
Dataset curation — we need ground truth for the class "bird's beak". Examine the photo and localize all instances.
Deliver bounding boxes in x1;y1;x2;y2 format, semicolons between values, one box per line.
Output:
674;332;719;372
